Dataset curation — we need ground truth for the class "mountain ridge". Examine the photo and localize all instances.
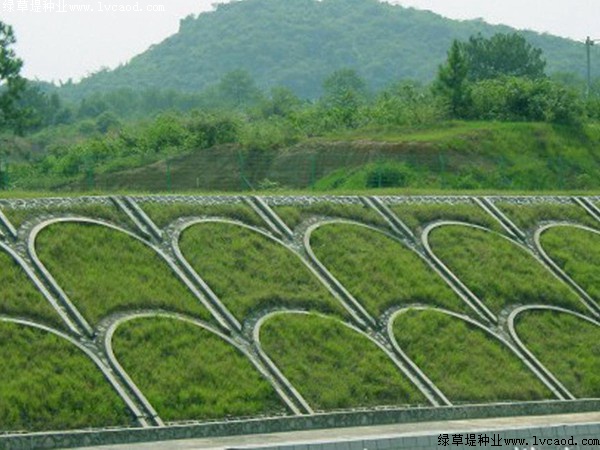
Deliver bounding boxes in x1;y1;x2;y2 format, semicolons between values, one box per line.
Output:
60;0;600;100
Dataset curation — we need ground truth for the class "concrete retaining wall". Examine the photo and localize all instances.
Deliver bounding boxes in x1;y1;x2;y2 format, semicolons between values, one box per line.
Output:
2;400;600;450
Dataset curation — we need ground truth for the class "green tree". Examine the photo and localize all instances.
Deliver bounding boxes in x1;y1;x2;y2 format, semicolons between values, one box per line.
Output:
217;70;263;109
322;68;368;128
463;33;546;81
434;40;470;118
0;22;26;131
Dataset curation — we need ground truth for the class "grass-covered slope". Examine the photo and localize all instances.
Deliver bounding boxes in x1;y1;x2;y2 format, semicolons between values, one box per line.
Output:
309;223;469;317
515;310;600;398
1;203;131;230
392;310;552;402
260;313;426;410
112;317;285;421
389;201;502;235
540;226;600;302
273;202;388;231
429;225;585;315
179;222;346;321
0;249;65;330
94;122;600;192
35;222;211;325
140;201;265;229
496;202;598;232
0;322;131;432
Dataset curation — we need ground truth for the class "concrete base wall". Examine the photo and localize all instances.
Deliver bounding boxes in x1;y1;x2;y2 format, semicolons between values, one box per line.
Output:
1;400;599;450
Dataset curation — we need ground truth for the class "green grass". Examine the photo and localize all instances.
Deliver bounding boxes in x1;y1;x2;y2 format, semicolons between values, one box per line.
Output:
496;202;599;232
429;225;586;315
36;222;211;326
179;222;346;321
315;122;600;191
273;203;389;231
390;202;502;234
310;224;470;317
112;317;285;422
515;310;600;398
0;248;66;330
140;202;265;229
1;203;131;229
392;309;552;403
260;313;426;410
0;322;131;432
540;226;600;302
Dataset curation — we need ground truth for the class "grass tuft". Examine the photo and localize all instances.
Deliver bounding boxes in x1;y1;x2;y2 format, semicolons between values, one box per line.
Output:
0;249;66;330
496;202;599;232
179;222;346;321
515;310;600;398
0;322;131;432
260;313;426;410
273;203;389;230
140;202;265;229
393;309;552;403
390;202;503;234
429;225;585;315
36;222;211;325
310;223;470;317
540;226;600;302
113;317;286;421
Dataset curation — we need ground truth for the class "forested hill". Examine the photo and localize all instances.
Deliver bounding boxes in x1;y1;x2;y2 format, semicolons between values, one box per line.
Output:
61;0;599;100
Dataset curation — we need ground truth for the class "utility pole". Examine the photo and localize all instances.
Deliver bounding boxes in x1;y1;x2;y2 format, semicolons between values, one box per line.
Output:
587;37;594;98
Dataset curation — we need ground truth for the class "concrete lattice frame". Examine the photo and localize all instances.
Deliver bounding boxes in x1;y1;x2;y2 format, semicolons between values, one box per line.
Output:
508;305;600;400
253;310;442;408
0;316;148;427
104;311;305;421
387;306;568;401
0;194;599;446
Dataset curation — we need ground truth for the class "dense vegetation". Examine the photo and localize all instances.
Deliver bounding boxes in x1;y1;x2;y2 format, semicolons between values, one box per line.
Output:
540;226;600;302
2;2;600;192
0;248;65;330
1;202;131;229
429;225;585;315
392;310;552;402
515;310;600;398
179;222;346;320
0;322;131;431
273;202;388;230
35;222;212;325
140;201;264;229
112;317;285;421
389;201;502;234
496;202;599;232
57;0;600;101
260;313;426;410
309;224;469;317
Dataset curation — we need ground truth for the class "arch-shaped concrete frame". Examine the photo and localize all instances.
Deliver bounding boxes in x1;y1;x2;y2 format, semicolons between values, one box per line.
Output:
534;224;600;317
0;240;78;334
105;312;304;424
388;306;566;402
28;217;229;337
423;221;594;321
305;219;486;324
0;316;147;428
254;310;442;410
509;305;600;400
173;219;364;328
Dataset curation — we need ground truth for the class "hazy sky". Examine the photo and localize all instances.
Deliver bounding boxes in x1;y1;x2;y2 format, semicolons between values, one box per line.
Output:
1;0;599;83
